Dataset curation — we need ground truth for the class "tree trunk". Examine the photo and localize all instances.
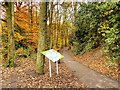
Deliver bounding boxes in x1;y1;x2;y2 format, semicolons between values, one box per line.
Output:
65;28;68;47
64;13;67;47
0;3;2;62
49;2;53;49
46;2;50;50
6;2;15;67
56;2;59;48
36;2;47;74
61;27;64;48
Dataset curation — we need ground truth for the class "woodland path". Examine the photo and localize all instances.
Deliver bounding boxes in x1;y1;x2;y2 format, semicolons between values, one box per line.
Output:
61;48;119;88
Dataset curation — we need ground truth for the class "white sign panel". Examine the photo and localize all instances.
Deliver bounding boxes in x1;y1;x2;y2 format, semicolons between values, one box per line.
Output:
41;49;64;62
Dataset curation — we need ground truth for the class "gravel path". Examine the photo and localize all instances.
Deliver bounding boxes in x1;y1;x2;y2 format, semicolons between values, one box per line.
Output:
61;48;119;88
68;47;119;81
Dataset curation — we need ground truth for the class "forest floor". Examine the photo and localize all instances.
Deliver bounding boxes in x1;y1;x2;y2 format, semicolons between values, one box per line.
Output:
67;47;119;81
1;57;87;88
1;47;119;88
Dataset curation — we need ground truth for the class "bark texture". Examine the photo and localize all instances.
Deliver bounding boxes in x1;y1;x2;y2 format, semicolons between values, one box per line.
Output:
36;2;47;74
6;2;15;67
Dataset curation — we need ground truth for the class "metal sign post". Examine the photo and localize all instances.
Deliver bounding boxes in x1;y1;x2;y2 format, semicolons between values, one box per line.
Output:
41;49;64;77
49;59;52;77
56;61;58;74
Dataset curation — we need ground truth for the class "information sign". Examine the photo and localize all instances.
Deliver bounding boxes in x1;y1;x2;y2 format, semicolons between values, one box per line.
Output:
41;49;64;77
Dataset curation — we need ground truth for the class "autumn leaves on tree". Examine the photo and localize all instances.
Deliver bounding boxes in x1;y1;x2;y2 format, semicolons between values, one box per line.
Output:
1;1;119;75
1;2;70;74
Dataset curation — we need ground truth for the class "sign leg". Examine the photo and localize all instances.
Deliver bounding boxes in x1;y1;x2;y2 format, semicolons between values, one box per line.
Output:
49;59;52;77
56;61;58;74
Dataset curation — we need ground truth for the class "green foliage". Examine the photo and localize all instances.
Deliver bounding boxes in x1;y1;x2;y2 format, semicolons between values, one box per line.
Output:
14;46;35;59
105;60;118;67
72;41;81;55
24;46;34;58
3;58;16;67
99;2;120;61
74;2;101;54
104;27;120;60
73;2;120;61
